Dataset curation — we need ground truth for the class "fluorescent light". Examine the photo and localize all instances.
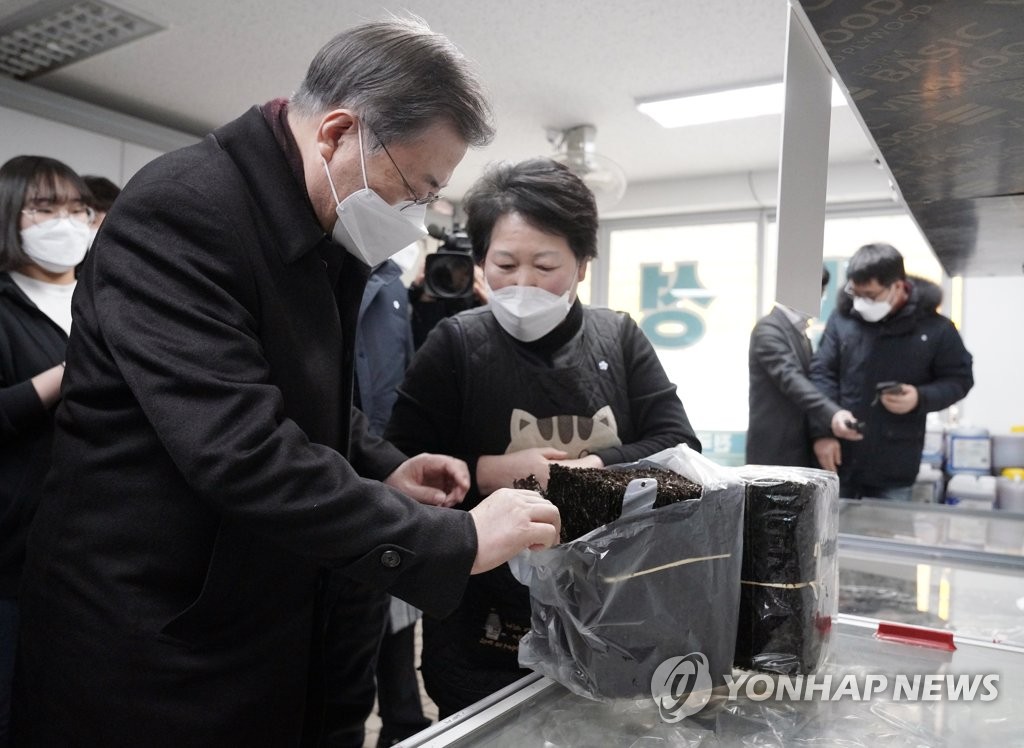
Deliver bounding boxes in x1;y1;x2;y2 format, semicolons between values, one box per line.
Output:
637;81;847;128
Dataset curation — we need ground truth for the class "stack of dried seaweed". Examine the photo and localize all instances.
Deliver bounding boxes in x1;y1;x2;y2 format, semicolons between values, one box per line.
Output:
734;471;836;675
515;465;701;542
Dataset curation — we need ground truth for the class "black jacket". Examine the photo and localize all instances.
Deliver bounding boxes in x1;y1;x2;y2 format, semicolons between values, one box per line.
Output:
746;305;839;467
810;277;973;489
386;302;700;706
18;107;478;746
0;272;67;597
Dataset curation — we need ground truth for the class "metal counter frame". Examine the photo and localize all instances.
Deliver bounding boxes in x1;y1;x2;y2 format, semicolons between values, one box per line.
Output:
398;614;1024;747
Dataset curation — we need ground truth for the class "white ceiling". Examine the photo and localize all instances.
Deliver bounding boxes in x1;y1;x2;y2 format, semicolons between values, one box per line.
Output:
3;0;878;201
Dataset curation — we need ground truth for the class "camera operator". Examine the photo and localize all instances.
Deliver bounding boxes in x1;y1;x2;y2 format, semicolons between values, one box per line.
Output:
409;224;488;349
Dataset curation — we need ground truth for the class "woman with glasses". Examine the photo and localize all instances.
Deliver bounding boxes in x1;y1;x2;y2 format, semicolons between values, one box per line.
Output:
0;155;93;742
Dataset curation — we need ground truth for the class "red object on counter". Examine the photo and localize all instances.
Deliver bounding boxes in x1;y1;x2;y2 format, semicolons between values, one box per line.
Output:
875;621;957;651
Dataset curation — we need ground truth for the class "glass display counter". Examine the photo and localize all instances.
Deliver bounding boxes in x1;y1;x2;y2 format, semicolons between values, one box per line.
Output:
839;498;1024;557
838;499;1024;648
400;616;1023;747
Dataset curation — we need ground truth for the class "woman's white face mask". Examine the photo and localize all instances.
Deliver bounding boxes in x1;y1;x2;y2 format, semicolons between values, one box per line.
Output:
21;217;90;273
486;275;576;342
321;122;427;266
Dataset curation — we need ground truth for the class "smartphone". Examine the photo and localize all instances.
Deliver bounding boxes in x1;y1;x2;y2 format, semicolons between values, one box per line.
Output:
845;419;865;433
875;380;905;395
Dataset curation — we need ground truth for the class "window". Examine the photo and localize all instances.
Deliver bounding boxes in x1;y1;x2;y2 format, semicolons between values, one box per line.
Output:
591;205;949;464
604;219;759;434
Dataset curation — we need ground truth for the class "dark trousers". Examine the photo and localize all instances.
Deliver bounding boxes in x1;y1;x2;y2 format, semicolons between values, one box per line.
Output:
318;576;389;748
0;599;16;748
375;623;430;747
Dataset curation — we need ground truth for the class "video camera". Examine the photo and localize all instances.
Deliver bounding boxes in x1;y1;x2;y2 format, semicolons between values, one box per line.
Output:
424;223;476;299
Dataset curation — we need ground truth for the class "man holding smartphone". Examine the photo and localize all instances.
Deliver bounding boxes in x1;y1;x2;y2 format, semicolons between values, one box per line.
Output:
810;243;974;499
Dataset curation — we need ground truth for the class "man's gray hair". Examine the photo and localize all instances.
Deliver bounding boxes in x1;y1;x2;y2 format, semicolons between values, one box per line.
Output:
290;16;494;149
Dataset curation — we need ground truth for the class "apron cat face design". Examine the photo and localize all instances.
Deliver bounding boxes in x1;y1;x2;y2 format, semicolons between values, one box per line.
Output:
505;406;621;458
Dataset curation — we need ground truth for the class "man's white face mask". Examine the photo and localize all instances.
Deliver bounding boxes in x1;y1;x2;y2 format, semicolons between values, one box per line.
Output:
321;122;427;267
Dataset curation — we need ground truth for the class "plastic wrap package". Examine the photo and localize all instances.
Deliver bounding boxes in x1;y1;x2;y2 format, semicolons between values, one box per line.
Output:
732;466;839;675
512;445;745;702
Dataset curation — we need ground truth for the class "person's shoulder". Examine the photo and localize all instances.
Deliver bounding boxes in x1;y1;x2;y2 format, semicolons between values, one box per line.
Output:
919;310;961;336
451;304;494;325
753;306;788;331
582;305;631;325
427;305;494;342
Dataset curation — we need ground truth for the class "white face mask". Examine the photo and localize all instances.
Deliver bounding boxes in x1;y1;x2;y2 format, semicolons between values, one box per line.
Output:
321;123;427;266
390;242;421;274
21;217;90;273
852;288;893;323
487;277;576;342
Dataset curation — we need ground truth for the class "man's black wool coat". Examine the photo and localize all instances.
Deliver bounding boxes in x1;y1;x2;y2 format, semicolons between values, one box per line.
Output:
18;107;477;747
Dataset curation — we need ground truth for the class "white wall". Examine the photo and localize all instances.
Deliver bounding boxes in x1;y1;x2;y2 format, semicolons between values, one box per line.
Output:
0;77;196;188
959;277;1024;435
605;161;895;219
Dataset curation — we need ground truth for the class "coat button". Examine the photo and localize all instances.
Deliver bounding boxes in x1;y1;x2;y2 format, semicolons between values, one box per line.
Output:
380;549;401;568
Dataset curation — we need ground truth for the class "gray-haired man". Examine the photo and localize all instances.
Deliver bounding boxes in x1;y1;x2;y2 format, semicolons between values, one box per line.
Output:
17;17;558;746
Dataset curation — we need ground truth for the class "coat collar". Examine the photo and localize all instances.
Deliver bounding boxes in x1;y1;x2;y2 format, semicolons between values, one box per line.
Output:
211;106;330;266
358;259;404;317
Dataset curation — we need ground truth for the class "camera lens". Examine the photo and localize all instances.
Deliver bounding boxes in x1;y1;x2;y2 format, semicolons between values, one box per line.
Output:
425;253;475;299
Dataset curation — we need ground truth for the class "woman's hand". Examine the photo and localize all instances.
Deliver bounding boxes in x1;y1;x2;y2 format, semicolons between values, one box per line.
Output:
476;447;569;494
31;363;65;408
550;453;604;470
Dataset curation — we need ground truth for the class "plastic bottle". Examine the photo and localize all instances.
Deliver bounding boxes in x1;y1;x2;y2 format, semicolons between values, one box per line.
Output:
912;463;944;503
946;424;991;476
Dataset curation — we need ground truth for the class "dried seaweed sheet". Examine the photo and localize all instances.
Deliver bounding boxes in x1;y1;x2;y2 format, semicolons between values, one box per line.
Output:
519;465;701;542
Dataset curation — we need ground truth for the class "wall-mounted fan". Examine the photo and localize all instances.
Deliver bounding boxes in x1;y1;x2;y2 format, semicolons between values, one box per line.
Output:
548;124;627;212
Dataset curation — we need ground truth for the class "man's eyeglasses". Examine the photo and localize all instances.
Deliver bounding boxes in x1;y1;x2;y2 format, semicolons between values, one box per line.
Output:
843;280;892;302
22;203;96;226
369;126;441;212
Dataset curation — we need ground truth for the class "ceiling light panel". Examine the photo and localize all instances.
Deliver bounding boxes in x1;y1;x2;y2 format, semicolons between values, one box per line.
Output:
0;0;163;79
638;81;848;129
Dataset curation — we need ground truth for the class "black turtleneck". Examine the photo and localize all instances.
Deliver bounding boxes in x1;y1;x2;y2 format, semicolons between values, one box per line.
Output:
513;298;584;363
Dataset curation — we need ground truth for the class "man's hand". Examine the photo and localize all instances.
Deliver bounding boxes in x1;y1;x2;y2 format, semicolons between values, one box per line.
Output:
385;453;469;507
881;384;919;414
831;409;864;441
468;488;561;574
814;437;842;472
476;447;569;495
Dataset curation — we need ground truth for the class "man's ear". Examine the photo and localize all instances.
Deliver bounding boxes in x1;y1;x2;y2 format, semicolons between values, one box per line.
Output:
317;109;358;162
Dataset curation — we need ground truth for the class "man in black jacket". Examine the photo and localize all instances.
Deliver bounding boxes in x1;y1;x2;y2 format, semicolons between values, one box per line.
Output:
746;266;861;467
16;17;559;747
810;243;973;499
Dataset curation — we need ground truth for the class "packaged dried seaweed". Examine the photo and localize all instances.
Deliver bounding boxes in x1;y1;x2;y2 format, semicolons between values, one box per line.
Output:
732;467;839;675
512;446;744;701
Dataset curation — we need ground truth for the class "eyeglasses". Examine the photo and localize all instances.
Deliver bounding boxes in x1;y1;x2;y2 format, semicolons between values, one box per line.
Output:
369;126;442;212
22;203;96;226
843;280;892;302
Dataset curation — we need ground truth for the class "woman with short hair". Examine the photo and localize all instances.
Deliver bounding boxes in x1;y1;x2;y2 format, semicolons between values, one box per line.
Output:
386;157;701;716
